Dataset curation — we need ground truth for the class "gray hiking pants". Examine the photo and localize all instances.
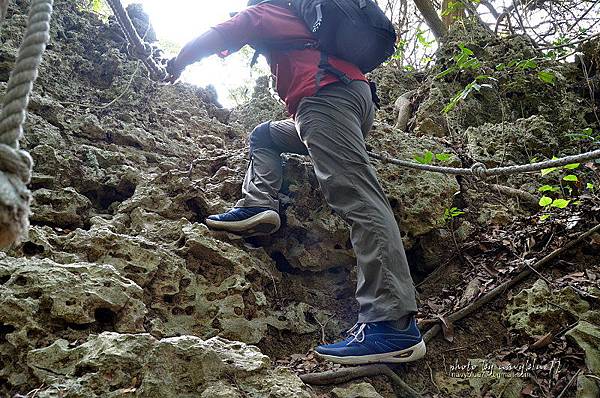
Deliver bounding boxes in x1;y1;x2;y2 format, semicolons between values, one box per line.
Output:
235;80;418;322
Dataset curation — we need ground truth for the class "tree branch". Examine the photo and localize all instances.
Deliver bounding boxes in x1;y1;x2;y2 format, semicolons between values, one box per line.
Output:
413;0;448;40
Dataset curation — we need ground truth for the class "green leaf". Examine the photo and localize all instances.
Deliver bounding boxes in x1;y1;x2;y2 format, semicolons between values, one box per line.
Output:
551;199;570;208
444;207;465;220
538;185;557;192
563;163;580;170
539;196;553;207
587;183;594;190
517;59;538;70
436;67;455;79
414;151;434;165
539;214;552;221
457;44;474;56
538;70;556;84
435;153;452;162
541;167;557;176
563;174;578;182
424;151;434;164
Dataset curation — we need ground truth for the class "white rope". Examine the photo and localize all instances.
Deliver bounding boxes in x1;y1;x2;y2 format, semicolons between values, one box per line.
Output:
0;0;53;248
369;147;600;178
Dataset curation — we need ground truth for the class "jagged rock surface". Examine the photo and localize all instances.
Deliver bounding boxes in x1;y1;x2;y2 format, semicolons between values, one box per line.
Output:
27;333;311;398
0;0;457;395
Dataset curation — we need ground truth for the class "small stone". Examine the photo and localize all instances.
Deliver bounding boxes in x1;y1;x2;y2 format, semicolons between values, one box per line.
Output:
331;382;384;398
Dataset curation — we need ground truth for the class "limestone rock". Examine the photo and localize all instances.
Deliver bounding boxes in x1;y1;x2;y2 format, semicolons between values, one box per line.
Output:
0;255;146;390
466;116;558;166
566;321;600;377
27;332;312;398
31;187;92;228
504;279;590;337
576;374;600;398
368;124;460;248
331;382;384;398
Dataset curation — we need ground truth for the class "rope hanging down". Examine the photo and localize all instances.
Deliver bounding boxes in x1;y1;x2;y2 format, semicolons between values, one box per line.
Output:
0;0;53;249
368;146;600;178
105;0;167;82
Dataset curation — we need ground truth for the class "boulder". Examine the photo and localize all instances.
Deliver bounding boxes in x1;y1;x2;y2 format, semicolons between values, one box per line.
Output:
27;332;312;398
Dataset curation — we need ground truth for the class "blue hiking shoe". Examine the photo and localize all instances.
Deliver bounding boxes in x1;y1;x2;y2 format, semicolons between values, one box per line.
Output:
315;318;426;365
206;207;281;236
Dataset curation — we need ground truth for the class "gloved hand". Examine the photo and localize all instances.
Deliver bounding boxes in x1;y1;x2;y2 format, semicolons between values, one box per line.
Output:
163;57;185;84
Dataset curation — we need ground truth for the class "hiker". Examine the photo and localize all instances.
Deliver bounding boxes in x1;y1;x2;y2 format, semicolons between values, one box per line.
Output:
164;0;425;365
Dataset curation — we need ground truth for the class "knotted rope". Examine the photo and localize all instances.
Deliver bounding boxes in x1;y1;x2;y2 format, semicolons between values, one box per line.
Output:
105;0;167;81
0;0;52;248
368;146;600;178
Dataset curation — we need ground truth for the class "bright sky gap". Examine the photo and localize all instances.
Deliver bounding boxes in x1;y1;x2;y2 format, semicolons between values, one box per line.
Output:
122;0;266;108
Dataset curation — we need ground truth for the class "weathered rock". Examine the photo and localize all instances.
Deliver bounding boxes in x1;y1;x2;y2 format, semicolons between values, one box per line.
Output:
331;382;384;398
30;187;92;228
229;75;287;131
566;321;600;377
0;255;146;390
504;279;590;337
466;115;559;166
576;374;600;398
368;123;460;248
27;332;312;398
433;359;525;398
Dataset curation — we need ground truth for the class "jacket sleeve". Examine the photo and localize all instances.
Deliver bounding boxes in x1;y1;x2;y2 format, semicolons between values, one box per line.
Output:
175;7;266;68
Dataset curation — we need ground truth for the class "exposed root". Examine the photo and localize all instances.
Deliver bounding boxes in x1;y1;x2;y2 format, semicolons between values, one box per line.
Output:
423;222;600;343
300;364;422;398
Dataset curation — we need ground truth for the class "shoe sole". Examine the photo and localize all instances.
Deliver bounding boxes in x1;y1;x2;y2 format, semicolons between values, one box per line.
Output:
206;210;281;237
316;340;426;365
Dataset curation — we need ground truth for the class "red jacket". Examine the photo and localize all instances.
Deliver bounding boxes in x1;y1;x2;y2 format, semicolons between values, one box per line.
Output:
176;3;366;115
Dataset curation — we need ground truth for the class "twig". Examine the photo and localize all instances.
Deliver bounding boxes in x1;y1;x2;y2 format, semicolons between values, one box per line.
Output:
484;183;540;207
540;31;600;50
300;364;422;398
556;369;581;398
583;374;600;383
423;222;600;343
427;362;440;394
315;314;335;344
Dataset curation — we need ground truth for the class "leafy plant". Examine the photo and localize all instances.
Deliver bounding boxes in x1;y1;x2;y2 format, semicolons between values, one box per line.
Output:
436;44;481;79
435;153;453;162
414;151;454;164
537;160;592;220
443;76;494;113
416;28;435;49
444;207;465;222
567;128;597;143
414;151;434;164
538;70;556;84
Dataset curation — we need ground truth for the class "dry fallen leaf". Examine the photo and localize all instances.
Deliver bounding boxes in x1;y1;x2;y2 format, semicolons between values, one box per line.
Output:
531;332;553;350
437;315;455;343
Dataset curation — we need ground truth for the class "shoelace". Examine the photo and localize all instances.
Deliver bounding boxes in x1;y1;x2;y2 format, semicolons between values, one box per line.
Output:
346;323;371;344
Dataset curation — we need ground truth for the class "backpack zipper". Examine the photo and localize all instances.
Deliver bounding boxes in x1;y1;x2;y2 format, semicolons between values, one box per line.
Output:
312;3;323;32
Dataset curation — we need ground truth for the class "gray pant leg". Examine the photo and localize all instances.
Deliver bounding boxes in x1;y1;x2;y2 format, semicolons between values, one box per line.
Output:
295;81;417;323
235;120;308;210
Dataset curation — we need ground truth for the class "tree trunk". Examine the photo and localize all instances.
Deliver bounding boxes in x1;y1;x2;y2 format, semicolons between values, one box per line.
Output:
413;0;448;40
441;0;466;29
0;0;9;23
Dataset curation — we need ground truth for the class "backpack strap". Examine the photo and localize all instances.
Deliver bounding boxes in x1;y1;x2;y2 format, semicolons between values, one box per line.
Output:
317;52;351;86
250;39;318;67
